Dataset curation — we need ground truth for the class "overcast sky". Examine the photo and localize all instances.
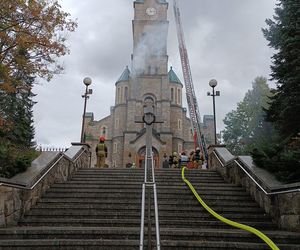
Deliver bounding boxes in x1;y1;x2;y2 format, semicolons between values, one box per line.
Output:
33;0;277;148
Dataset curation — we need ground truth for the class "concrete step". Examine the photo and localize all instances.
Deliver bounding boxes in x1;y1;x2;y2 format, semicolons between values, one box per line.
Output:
45;188;249;197
0;227;140;240
19;218;141;227
19;218;277;230
2;227;298;245
33;203;265;214
159;228;300;245
52;182;243;189
37;197;259;207
159;240;300;250
23;212;270;224
42;192;142;199
0;239;140;250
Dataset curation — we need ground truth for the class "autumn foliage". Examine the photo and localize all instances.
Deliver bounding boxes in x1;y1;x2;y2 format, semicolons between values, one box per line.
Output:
0;0;77;178
0;0;77;91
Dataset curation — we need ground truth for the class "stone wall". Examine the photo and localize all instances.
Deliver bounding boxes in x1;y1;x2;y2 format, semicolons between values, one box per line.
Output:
208;145;300;232
0;144;90;228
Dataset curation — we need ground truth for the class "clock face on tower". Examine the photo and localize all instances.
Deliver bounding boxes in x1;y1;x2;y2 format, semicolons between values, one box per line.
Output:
146;7;157;16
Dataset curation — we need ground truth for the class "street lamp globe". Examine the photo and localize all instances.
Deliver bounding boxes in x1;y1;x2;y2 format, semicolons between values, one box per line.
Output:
209;79;218;88
83;77;92;86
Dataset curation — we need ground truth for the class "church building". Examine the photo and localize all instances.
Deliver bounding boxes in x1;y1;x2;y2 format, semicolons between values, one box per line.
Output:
83;0;214;168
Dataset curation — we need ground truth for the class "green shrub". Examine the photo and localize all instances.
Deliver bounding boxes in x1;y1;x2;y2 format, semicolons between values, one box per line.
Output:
0;143;38;178
251;144;300;183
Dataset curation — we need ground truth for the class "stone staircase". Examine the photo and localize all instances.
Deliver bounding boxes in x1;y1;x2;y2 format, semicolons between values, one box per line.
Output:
0;168;299;249
155;169;300;249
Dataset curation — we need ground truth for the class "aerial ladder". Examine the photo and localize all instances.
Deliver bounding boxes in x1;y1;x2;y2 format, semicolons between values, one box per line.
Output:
173;0;208;160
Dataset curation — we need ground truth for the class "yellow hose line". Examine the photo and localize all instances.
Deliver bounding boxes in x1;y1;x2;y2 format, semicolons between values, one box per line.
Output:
181;167;280;250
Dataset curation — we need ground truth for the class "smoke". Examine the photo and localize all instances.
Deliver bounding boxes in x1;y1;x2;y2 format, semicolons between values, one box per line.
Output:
132;22;168;76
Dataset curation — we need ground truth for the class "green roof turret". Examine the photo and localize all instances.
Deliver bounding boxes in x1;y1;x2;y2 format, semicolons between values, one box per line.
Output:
117;66;130;83
168;66;182;84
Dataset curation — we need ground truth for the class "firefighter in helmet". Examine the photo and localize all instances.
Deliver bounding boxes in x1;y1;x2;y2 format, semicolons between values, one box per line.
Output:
95;136;108;168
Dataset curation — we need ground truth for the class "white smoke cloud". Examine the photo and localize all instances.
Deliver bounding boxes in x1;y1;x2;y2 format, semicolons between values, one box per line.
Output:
132;23;168;76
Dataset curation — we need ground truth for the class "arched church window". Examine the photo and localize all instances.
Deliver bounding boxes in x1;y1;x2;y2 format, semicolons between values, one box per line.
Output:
121;87;124;102
177;88;181;105
171;88;174;102
144;96;155;106
117;87;121;104
115;118;119;129
101;126;107;136
124;86;128;101
178;119;182;130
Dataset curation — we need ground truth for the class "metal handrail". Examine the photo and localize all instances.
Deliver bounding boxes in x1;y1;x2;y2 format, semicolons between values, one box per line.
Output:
213;151;300;195
139;183;146;248
0;148;87;190
139;151;161;250
151;152;160;249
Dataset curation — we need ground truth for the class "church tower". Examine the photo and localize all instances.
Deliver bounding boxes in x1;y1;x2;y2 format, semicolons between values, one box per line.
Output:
84;0;195;168
132;0;168;76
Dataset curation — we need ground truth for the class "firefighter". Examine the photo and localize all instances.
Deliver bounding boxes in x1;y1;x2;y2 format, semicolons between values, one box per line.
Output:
95;136;107;168
194;147;204;168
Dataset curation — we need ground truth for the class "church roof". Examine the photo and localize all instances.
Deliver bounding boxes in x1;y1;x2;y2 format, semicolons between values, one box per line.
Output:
168;67;182;84
135;0;167;3
117;66;130;83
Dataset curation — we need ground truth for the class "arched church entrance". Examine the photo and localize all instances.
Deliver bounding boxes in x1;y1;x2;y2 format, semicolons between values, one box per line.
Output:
137;146;159;169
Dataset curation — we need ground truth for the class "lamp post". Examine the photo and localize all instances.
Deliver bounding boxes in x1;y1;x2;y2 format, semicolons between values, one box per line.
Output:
80;77;92;143
207;79;220;145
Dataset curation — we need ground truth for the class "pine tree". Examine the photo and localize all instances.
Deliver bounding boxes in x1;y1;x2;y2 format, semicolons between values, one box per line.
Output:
262;0;300;138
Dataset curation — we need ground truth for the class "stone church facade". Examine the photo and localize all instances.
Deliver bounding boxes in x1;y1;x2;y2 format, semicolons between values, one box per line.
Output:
83;0;214;168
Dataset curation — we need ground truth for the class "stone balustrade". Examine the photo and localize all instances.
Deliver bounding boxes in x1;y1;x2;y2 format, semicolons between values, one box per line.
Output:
208;145;300;232
0;143;91;227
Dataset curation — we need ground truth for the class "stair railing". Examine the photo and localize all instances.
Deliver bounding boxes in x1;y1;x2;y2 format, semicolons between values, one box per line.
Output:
137;99;161;250
139;149;161;250
213;151;300;195
181;167;280;250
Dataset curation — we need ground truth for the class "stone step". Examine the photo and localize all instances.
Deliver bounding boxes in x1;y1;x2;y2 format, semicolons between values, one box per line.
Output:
18;218;277;230
52;182;242;189
68;177;225;183
44;188;248;197
159;240;299;250
42;192;142;199
1;227;298;245
41;190;252;199
0;227;140;240
76;168;216;174
36;198;260;207
159;228;300;245
2;239;297;250
19;218;141;227
27;207;270;221
33;203;264;213
0;239;139;250
71;173;222;177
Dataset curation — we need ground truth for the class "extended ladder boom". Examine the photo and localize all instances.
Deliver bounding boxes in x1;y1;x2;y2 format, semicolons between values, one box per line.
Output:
173;0;208;159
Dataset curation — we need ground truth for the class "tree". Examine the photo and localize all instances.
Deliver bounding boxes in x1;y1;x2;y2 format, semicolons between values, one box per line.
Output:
222;77;276;154
0;1;77;178
262;0;300;138
0;0;77;91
